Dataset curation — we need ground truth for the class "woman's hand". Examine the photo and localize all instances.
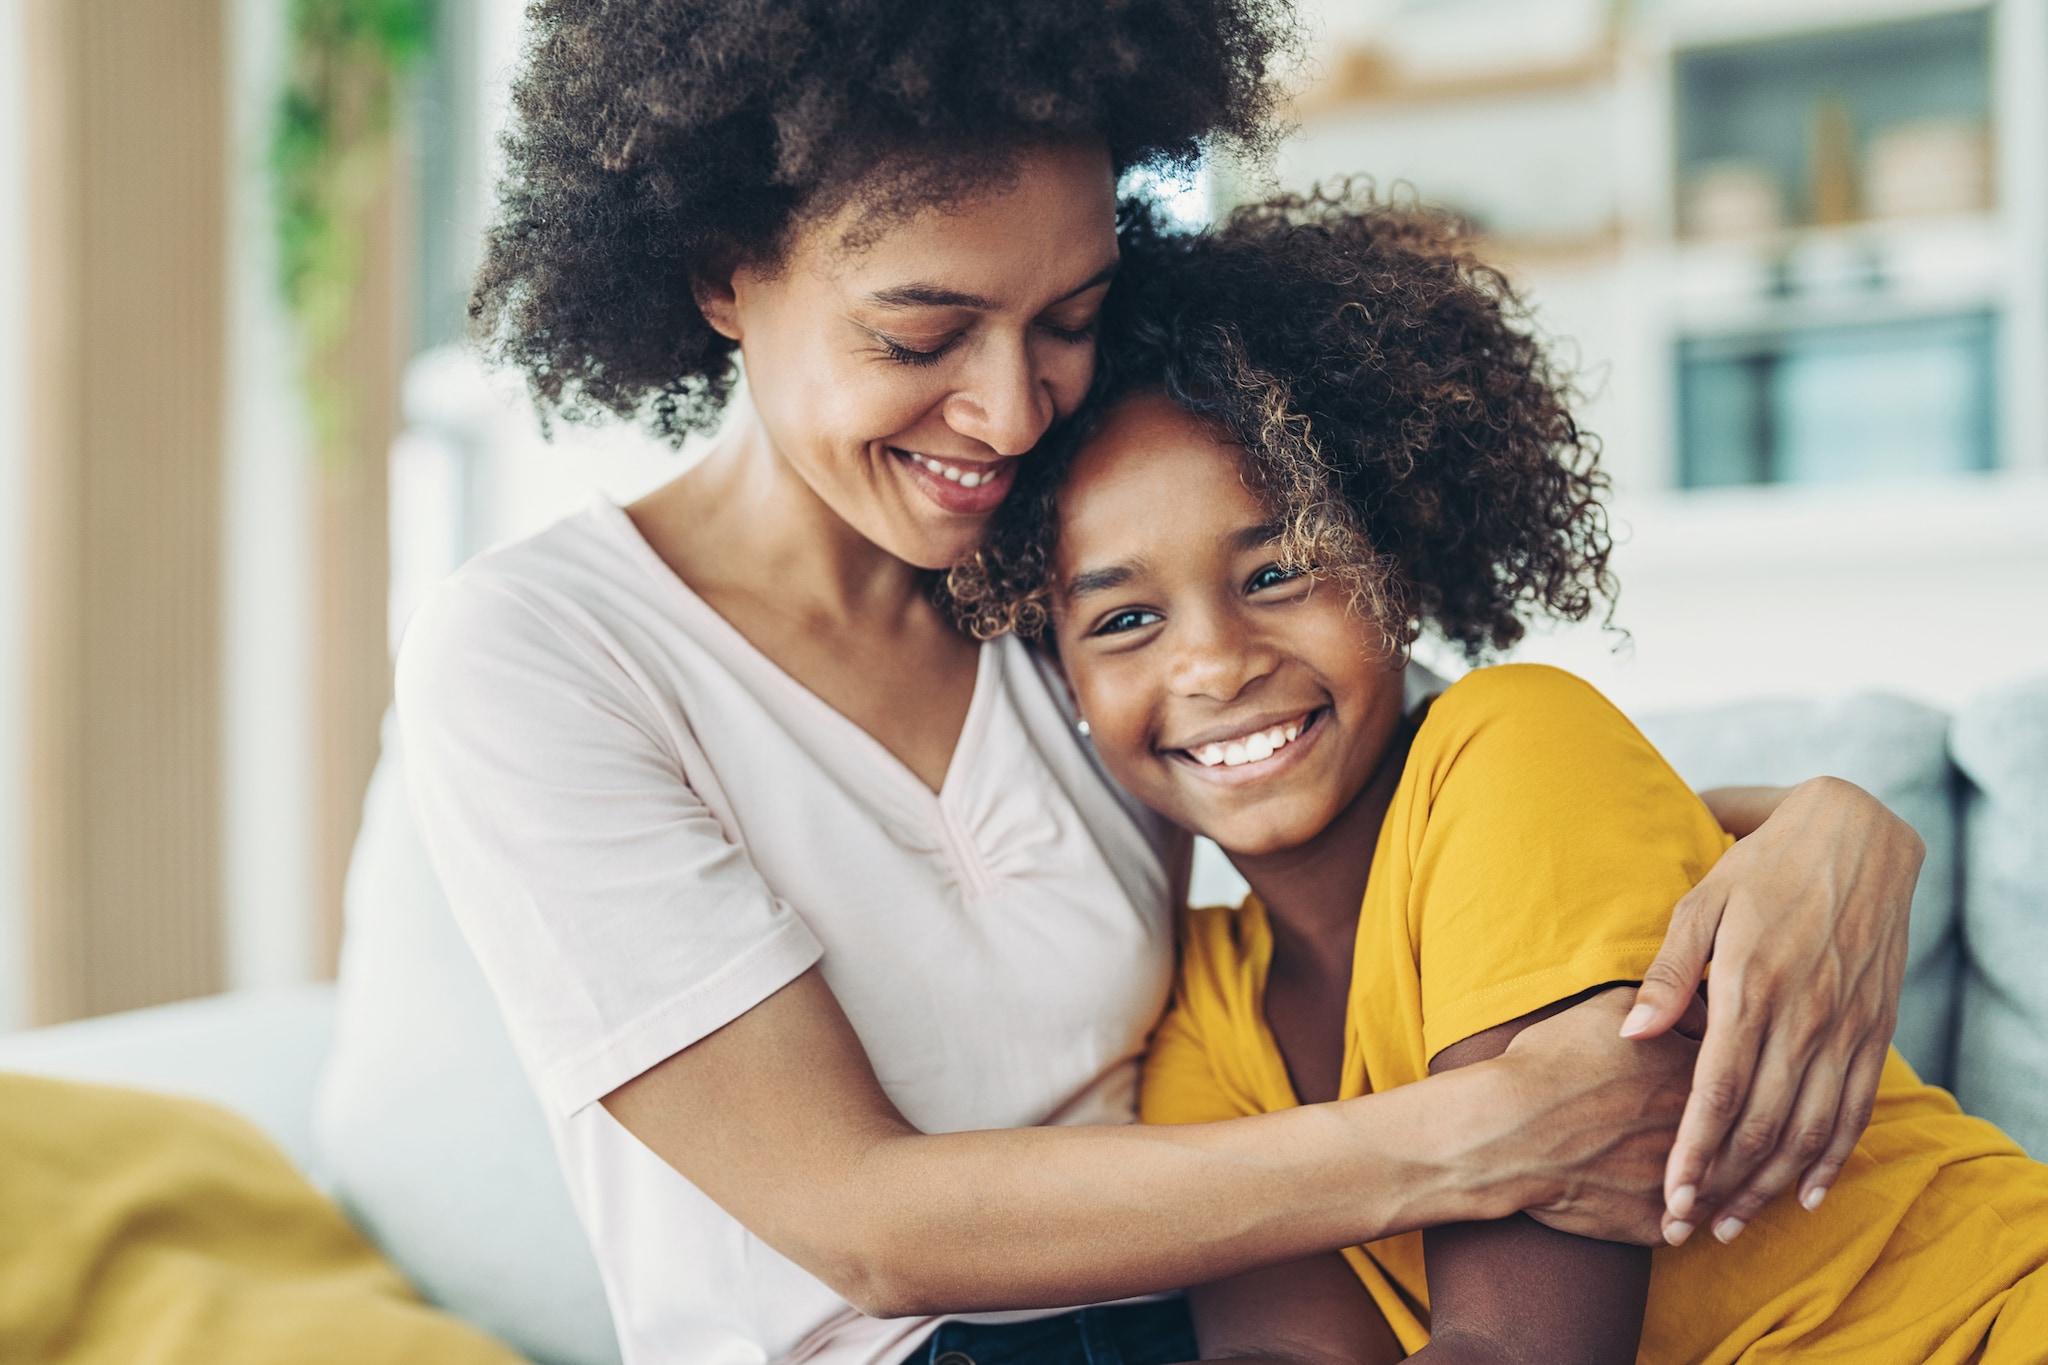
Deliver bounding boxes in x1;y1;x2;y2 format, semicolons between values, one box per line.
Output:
1620;776;1921;1247
1492;988;1702;1246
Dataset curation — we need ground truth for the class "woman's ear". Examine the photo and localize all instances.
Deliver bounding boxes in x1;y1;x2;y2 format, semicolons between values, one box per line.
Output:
692;270;742;341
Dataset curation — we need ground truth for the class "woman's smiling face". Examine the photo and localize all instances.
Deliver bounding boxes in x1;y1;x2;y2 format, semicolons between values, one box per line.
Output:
1052;392;1410;857
695;140;1120;570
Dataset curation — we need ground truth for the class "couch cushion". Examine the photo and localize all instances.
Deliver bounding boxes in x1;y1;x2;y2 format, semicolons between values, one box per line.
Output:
0;985;336;1179
316;713;622;1365
1949;675;2048;1159
0;1072;524;1365
1635;694;1960;1086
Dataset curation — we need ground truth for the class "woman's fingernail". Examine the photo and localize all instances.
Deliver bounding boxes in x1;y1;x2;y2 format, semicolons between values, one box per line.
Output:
1713;1217;1746;1243
1620;1004;1656;1037
1668;1184;1697;1220
1801;1185;1828;1211
1664;1220;1694;1246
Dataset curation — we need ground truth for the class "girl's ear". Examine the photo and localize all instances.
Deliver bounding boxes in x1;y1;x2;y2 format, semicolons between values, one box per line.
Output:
692;269;742;341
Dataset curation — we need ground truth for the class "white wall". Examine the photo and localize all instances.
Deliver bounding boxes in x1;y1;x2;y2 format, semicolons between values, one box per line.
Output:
222;0;316;991
1288;0;2048;717
0;0;30;1031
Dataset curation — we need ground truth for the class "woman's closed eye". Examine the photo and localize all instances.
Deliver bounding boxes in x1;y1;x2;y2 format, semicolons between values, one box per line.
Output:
872;331;962;367
1037;318;1098;346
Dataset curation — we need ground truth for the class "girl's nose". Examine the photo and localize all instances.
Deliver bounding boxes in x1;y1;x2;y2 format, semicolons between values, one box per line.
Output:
1167;612;1277;704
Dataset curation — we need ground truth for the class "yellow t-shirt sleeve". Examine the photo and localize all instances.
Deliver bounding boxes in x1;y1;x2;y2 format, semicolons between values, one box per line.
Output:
1388;664;1734;1066
1140;906;1271;1126
1139;1005;1253;1125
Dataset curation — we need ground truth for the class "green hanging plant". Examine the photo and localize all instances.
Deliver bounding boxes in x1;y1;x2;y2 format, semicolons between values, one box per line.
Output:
270;0;434;465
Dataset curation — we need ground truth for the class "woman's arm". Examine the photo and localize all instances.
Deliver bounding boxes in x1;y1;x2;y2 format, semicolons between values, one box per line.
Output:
1616;776;1922;1246
602;971;1696;1317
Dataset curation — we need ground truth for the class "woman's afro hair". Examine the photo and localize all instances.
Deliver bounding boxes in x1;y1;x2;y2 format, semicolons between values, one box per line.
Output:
470;0;1298;442
940;186;1617;661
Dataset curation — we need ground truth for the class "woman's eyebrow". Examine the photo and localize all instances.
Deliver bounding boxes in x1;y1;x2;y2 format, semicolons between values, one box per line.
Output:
864;259;1120;312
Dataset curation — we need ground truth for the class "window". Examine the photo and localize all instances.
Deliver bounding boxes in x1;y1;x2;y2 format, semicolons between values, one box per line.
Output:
1679;312;1996;487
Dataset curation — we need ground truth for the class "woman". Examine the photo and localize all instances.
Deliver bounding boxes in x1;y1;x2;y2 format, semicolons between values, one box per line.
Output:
400;5;1923;1365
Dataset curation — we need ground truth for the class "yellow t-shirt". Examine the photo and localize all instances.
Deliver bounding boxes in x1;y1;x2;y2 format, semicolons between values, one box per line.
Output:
1142;664;2048;1363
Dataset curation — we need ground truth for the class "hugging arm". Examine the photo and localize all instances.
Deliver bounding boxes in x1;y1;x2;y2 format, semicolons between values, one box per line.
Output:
603;970;1697;1319
1623;776;1921;1244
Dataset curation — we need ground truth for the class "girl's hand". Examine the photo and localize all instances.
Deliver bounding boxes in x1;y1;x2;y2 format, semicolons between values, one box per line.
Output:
1621;776;1922;1247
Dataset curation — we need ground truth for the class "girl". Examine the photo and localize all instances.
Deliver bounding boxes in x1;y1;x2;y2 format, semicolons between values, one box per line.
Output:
956;191;2048;1361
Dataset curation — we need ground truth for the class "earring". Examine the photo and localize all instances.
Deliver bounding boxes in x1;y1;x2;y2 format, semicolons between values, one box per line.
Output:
1076;717;1091;738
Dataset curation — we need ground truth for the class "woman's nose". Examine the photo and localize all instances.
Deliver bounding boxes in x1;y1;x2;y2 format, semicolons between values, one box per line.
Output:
945;339;1055;456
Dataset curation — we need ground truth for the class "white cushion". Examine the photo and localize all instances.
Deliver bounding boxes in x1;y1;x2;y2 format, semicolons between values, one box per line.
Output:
316;713;622;1365
1950;675;2048;1159
0;985;336;1178
1635;694;1962;1086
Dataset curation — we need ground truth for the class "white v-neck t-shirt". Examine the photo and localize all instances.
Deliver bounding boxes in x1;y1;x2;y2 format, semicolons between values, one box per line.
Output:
396;502;1184;1365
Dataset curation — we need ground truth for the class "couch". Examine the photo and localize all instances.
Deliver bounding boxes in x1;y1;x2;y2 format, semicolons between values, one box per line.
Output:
1;675;2042;1365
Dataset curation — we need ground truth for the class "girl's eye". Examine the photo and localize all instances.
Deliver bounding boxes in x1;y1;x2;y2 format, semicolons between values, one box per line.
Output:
1091;608;1163;637
1039;319;1097;345
1246;563;1305;594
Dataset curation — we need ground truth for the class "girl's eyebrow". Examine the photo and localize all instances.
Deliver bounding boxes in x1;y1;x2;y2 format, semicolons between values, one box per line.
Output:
1066;563;1138;599
1231;520;1285;552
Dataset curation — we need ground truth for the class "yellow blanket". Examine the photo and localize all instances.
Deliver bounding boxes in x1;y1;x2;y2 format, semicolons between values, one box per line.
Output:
0;1072;527;1364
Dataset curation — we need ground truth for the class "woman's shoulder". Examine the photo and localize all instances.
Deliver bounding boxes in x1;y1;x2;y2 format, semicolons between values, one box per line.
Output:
412;503;652;633
396;504;672;724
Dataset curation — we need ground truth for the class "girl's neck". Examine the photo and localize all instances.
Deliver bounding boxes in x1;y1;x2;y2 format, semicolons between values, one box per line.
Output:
1232;719;1417;979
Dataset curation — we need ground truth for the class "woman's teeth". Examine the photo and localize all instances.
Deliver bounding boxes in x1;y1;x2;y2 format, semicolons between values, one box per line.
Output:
905;451;998;489
1191;720;1305;768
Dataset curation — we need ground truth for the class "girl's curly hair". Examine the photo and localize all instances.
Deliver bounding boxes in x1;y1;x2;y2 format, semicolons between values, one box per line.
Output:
940;186;1616;660
471;0;1298;442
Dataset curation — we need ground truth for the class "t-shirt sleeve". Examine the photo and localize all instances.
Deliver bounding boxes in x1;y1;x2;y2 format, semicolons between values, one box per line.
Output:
1140;1005;1253;1126
1394;665;1734;1066
395;574;823;1117
1140;908;1268;1126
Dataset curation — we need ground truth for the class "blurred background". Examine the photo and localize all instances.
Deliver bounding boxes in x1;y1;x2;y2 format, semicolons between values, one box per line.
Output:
0;0;2044;1031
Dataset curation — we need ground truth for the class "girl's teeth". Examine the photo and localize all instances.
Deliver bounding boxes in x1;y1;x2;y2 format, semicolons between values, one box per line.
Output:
1190;718;1309;768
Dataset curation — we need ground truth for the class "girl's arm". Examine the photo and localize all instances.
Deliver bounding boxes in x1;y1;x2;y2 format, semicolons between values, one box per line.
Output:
1408;1000;1651;1365
1621;775;1921;1246
1173;995;1652;1365
601;970;1697;1318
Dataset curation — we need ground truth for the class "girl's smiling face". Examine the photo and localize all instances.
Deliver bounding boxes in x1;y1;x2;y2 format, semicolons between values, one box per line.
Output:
1052;392;1410;857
